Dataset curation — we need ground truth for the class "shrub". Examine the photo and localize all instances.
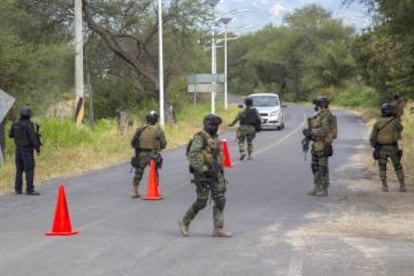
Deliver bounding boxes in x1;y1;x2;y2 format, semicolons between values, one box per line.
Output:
334;85;380;107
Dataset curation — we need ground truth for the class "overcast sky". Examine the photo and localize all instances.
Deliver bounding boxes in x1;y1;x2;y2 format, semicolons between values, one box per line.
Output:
214;0;372;34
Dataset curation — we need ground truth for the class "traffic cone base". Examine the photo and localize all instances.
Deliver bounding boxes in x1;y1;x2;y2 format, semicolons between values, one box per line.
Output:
46;184;79;236
143;160;163;200
222;139;233;168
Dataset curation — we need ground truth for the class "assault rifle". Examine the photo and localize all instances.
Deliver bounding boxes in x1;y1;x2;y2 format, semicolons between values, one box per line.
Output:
34;123;42;146
301;117;312;160
206;144;221;204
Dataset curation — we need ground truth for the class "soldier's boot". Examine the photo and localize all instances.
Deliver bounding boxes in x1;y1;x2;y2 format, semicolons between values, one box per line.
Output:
397;174;406;192
381;179;389;192
212;228;232;238
131;185;140;198
315;188;328;197
239;153;246;161
247;151;252;160
178;221;189;237
306;186;319;196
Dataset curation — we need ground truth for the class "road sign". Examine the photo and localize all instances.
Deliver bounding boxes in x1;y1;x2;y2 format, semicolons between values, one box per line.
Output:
187;74;225;93
0;89;15;123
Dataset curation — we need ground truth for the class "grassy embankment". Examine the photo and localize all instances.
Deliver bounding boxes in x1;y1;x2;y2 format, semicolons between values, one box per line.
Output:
0;103;239;193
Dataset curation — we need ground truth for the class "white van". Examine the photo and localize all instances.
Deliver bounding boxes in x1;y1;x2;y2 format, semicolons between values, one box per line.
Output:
247;93;286;130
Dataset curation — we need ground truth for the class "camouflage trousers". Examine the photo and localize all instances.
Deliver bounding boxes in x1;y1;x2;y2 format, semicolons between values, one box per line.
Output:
132;151;160;186
182;172;227;229
237;125;256;155
377;144;405;187
311;150;329;189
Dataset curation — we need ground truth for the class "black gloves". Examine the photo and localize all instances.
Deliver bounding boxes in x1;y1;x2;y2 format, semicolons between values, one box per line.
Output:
302;128;312;138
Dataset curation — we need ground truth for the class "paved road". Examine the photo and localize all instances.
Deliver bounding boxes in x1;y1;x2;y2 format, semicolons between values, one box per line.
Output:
2;104;409;276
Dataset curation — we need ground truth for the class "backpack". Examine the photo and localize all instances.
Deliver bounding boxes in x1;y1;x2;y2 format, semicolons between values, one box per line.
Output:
325;113;337;144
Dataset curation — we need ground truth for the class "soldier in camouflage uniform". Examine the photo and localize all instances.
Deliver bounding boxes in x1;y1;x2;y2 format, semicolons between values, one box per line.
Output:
228;98;261;160
369;103;405;192
130;111;167;198
179;114;232;238
303;97;335;197
9;106;42;195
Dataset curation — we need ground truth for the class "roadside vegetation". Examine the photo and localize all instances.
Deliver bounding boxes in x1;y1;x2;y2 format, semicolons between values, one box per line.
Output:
0;102;239;193
0;1;413;191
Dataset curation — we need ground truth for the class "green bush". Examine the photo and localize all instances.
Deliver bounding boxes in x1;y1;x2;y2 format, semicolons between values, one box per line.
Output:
333;85;380;107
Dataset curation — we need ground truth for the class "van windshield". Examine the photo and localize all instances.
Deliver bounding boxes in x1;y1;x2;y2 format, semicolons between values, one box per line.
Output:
250;96;279;107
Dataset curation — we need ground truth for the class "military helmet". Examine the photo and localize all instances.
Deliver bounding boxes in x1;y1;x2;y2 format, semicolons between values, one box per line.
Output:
146;110;159;124
381;103;393;117
203;113;222;135
203;113;222;127
19;106;32;118
313;96;329;108
244;98;253;106
392;92;400;100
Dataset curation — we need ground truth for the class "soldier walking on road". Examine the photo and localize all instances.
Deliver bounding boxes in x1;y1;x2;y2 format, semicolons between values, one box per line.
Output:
228;98;261;160
9;106;42;195
130;111;167;198
302;97;336;197
179;114;232;238
370;103;405;192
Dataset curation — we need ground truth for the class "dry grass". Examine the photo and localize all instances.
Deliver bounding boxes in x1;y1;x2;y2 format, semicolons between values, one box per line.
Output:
0;104;239;194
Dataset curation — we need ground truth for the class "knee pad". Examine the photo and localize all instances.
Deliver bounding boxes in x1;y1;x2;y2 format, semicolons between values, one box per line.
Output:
311;164;319;174
379;162;387;171
194;199;207;211
214;197;226;211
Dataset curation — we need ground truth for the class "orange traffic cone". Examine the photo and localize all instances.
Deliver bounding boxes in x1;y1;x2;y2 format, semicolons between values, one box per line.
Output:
46;184;78;236
143;160;163;200
222;139;233;168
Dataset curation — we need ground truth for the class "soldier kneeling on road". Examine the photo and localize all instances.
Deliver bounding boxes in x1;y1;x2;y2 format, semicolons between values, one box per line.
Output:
179;114;232;238
370;103;405;192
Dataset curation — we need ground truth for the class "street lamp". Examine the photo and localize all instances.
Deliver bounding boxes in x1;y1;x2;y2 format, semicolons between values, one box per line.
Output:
218;17;233;110
158;0;165;129
205;0;221;114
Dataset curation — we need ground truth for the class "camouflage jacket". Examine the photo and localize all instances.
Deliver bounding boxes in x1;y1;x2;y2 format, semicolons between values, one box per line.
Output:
188;130;223;175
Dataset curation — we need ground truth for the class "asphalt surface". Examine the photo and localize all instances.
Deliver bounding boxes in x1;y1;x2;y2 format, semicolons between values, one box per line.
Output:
1;103;411;276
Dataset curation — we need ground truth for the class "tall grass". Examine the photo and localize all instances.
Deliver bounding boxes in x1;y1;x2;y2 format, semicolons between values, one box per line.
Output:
0;102;239;193
401;107;414;182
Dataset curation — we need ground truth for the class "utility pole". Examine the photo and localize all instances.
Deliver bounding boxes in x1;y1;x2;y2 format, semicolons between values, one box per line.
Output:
74;0;84;127
158;0;165;129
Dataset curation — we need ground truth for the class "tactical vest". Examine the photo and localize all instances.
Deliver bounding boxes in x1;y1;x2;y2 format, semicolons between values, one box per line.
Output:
240;108;259;126
188;131;224;168
310;110;337;144
11;121;30;147
139;125;161;150
375;118;399;144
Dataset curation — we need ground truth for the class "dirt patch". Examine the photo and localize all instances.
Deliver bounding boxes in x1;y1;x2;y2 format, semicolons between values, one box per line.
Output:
289;152;414;243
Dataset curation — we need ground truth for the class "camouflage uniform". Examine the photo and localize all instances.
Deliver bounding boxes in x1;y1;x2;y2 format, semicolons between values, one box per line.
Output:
369;105;405;192
228;104;261;160
131;111;166;197
306;101;333;196
179;114;231;238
